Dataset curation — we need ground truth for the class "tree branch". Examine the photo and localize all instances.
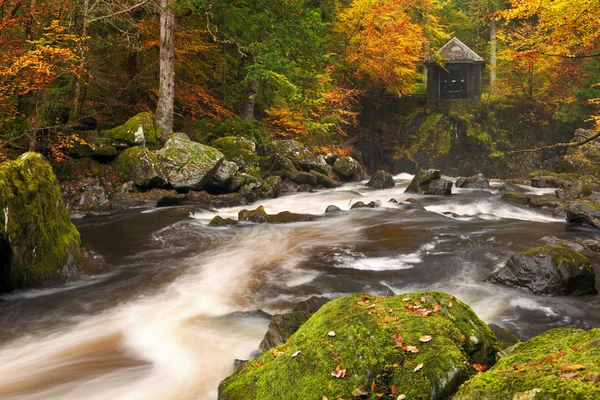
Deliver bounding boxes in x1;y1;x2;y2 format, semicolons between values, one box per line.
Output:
88;0;149;24
504;130;600;155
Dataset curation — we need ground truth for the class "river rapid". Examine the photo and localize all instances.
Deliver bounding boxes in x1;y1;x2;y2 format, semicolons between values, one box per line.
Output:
0;173;599;399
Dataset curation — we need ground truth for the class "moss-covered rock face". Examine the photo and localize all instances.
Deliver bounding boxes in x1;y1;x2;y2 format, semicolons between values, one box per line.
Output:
66;130;117;159
101;112;160;149
501;192;532;205
456;174;490;189
566;201;600;230
212;136;260;169
114;146;167;189
256;176;281;199
0;152;84;292
218;292;500;400
262;140;322;172
456;328;600;400
488;244;597;296
157;134;225;190
332;156;363;180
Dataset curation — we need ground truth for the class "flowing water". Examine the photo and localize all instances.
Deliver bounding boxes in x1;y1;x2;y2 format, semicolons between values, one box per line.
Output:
1;174;599;399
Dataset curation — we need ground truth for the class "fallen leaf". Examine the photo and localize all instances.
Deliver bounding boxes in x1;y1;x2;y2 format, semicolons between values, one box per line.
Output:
371;380;376;390
381;315;389;323
291;350;302;358
421;297;426;303
514;364;526;371
404;345;420;353
472;362;488;372
393;334;404;348
367;304;376;309
376;394;383;397
331;365;347;378
419;335;432;343
322;397;328;400
433;304;440;312
391;384;397;394
413;305;422;309
392;363;400;368
450;295;456;300
414;363;424;372
273;349;284;357
357;301;367;306
397;395;406;400
392;316;399;321
351;387;368;397
448;302;453;308
560;373;579;379
328;331;336;337
560;364;586;371
388;308;393;313
402;297;411;301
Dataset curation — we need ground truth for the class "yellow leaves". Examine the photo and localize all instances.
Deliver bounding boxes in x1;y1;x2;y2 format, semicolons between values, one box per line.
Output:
559;364;586;371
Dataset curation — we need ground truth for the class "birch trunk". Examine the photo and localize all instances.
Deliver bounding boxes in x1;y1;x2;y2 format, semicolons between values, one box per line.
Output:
156;0;175;136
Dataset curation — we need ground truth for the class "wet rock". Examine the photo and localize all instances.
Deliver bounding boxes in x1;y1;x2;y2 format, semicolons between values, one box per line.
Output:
309;171;342;188
324;152;339;165
488;324;519;350
292;296;330;313
566;201;600;230
207;161;240;191
155;196;183;208
497;182;527;193
119;181;138;194
367;170;395;189
257;176;282;199
297;184;312;193
238;206;317;224
115;146;167;189
487;243;597;296
227;175;246;192
101;112;160;149
69;187;111;212
0;152;84;292
157;133;225;190
405;169;453;195
455;328;600;399
262;140;321;172
501;192;531;205
350;200;379;209
239;184;258;203
219;292;501;400
325;205;342;213
258;310;313;352
186;190;247;208
389;198;398;204
332;156;363;181
287;171;318;186
529;170;597;198
456;173;490;189
209;216;239;227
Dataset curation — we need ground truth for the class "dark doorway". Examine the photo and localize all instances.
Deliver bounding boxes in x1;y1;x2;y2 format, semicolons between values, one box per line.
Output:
440;65;469;100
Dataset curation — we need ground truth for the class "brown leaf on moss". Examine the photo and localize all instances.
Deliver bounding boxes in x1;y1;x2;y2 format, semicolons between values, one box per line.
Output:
291;350;302;358
371;380;376;390
560;372;579;379
404;345;419;354
393;334;404;348
472;362;488;372
419;335;432;343
433;304;440;312
414;363;424;372
560;364;586;371
331;364;346;378
381;315;389;323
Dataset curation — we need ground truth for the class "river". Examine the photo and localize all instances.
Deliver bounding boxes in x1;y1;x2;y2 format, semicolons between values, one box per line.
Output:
0;173;599;399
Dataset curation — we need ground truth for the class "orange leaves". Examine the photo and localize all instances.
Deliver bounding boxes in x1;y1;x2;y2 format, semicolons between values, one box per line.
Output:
331;364;347;378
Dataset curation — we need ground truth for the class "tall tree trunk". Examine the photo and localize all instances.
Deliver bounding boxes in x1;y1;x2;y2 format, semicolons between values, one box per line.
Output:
489;7;497;89
156;0;175;137
70;0;88;122
240;79;258;120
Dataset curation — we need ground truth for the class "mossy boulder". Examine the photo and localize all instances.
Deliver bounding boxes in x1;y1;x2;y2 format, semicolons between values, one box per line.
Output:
0;152;84;292
455;328;600;400
333;156;363;180
66;130;117;159
309;170;343;188
212;136;260;169
207;161;240;191
218;292;500;400
209;216;239;227
566;201;600;230
101;112;160;148
501;192;532;205
237;206;318;224
498;182;528;193
157;133;225;190
114;146;167;189
367;170;395;189
529;170;599;197
257;176;281;199
487;243;597;296
262;140;322;172
405;169;453;195
456;174;490;189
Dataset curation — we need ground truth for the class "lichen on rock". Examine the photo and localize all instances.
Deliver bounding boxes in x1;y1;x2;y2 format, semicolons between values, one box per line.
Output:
101;112;160;149
114;146;167;189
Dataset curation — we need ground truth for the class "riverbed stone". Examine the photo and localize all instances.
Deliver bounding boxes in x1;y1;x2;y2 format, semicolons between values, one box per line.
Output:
405;169;453;195
309;171;342;188
237;206;317;224
0;152;84;292
500;192;531;205
487;243;597;296
455;328;600;400
367;170;395;189
332;156;363;180
157;133;225;190
114;146;167;189
68;186;112;212
101;112;159;149
257;176;282;199
211;136;259;169
456;173;490;189
218;291;500;400
262;140;321;172
566;201;600;229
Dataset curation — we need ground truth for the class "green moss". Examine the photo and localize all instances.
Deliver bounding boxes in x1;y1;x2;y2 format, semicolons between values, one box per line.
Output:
501;192;531;205
521;244;590;267
219;292;500;400
456;328;600;400
0;152;83;292
101;112;159;147
114;146;166;188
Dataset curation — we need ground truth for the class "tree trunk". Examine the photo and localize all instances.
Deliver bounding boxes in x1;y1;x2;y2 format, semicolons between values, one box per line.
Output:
240;79;258;120
70;0;88;123
489;9;497;89
156;0;175;136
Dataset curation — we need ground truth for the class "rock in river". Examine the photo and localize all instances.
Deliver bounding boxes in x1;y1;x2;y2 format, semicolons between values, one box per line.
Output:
367;170;395;189
0;153;85;292
405;169;453;195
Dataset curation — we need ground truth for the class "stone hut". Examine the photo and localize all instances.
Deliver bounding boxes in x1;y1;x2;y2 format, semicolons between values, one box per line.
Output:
425;37;485;101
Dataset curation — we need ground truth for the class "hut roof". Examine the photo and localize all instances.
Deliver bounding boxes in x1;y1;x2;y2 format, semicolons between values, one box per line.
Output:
434;37;484;63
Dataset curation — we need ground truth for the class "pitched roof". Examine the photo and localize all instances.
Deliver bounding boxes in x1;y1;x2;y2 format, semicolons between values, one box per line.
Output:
435;37;484;63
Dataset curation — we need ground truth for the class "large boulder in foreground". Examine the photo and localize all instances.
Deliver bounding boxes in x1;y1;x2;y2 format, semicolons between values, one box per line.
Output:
0;153;84;292
157;133;225;190
487;242;597;296
218;292;500;400
332;156;363;181
455;328;600;400
114;146;167;189
101;112;160;149
405;169;453;195
367;170;395;189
